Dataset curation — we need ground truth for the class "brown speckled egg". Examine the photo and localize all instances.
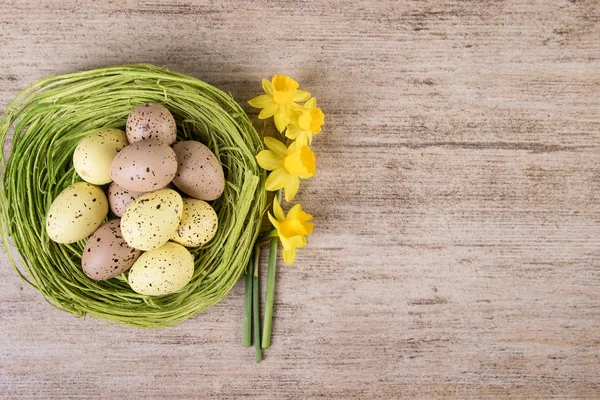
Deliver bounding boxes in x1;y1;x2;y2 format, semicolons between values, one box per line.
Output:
172;141;225;201
82;219;142;281
110;139;178;192
171;198;218;247
107;182;144;217
128;242;194;296
126;103;177;145
46;182;108;244
121;189;183;251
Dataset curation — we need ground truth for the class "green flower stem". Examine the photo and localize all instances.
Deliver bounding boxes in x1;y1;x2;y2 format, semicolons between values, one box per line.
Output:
242;263;253;348
253;246;262;363
262;189;282;349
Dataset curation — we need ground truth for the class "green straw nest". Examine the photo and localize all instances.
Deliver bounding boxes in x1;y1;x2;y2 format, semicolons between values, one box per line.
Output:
0;64;266;327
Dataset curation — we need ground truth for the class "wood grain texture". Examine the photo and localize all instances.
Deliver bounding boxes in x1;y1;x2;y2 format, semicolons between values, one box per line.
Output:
1;0;599;398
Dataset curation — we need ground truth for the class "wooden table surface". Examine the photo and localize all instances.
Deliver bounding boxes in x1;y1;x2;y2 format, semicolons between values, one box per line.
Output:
1;1;599;399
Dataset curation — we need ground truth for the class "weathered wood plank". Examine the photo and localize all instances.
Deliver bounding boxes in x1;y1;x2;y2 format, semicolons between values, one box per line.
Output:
1;0;599;398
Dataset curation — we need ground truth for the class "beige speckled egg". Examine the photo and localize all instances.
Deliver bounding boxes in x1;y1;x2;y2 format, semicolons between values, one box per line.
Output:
126;103;177;145
121;189;183;251
128;242;194;296
82;219;142;280
172;141;225;201
110;140;178;192
73;128;128;185
46;182;108;244
107;182;144;217
172;198;218;247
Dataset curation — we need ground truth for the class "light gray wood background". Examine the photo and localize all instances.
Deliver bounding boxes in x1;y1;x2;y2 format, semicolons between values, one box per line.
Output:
1;0;599;399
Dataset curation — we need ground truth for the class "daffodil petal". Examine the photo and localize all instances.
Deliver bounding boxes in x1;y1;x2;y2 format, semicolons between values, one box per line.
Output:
292;90;311;102
288;235;307;249
258;103;278;119
273;111;289;132
279;234;292;251
262;78;273;96
256;150;283;171
265;168;289;191
287;204;302;219
267;212;280;229
282;247;296;264
304;97;317;108
285;124;301;140
289;102;304;111
273;197;285;221
287;139;298;153
295;132;309;147
284;175;300;201
248;94;272;109
264;137;288;157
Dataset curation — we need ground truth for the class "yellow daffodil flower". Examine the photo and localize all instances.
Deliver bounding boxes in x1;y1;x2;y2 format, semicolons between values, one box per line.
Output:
248;75;311;132
268;198;313;264
255;137;316;201
285;98;325;145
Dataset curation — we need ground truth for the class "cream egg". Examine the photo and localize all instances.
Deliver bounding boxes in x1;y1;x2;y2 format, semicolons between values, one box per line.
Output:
46;182;108;244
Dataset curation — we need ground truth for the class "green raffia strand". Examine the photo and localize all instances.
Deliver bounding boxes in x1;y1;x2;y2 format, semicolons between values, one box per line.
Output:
0;64;267;328
262;189;282;349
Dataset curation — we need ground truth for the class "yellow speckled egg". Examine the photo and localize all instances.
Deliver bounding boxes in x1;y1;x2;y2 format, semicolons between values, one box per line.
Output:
128;242;194;296
73;129;128;185
46;182;109;244
121;189;183;251
171;198;218;247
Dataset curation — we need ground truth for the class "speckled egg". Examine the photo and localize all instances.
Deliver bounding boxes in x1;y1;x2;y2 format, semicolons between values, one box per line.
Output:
110;140;178;192
172;141;225;201
46;182;108;244
121;189;183;251
172;198;218;247
73;128;128;185
126;103;177;145
82;219;142;280
128;242;194;296
107;182;144;217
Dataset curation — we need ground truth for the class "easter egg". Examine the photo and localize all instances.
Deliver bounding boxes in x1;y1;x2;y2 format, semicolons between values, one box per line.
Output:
82;219;142;280
110;139;178;192
107;182;144;217
73;128;128;185
128;242;194;296
46;182;108;244
120;189;183;251
126;103;177;145
172;198;218;247
172;141;225;201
